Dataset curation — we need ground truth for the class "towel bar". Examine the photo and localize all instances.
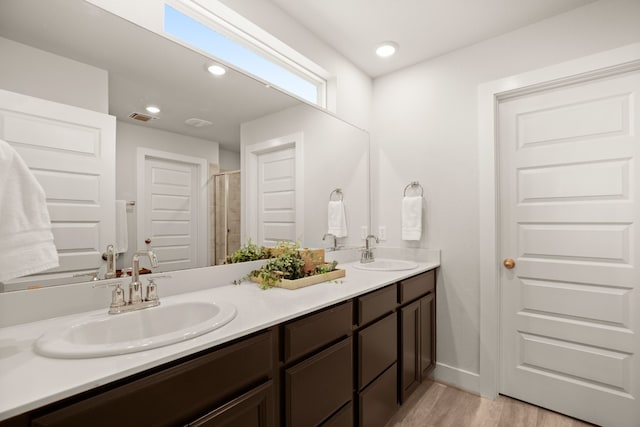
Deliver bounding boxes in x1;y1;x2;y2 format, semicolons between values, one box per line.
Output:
329;188;343;201
403;181;424;197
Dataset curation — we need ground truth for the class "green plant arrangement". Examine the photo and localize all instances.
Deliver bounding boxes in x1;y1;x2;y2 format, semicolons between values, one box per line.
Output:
226;239;272;264
250;241;305;289
249;242;342;290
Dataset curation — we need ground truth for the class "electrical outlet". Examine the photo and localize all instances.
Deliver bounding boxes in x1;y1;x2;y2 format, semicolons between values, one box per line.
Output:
360;225;368;239
378;226;387;241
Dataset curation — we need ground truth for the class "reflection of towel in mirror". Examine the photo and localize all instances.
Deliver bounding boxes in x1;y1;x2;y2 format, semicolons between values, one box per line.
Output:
0;139;59;282
402;196;422;241
327;200;348;238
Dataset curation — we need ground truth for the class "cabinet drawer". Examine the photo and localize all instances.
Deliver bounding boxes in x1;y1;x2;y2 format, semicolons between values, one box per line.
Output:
283;301;352;363
399;269;435;304
322;402;353;427
358;313;397;390
189;380;275;427
356;284;397;327
32;331;274;427
285;338;353;427
358;363;398;427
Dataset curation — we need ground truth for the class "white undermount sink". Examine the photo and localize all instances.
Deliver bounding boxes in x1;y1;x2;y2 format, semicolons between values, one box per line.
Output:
352;259;418;271
34;300;237;358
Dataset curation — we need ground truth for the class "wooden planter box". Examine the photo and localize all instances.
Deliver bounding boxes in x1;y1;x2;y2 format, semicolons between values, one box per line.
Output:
250;269;346;290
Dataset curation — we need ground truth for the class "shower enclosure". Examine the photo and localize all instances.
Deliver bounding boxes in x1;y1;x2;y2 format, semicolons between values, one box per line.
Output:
210;170;241;265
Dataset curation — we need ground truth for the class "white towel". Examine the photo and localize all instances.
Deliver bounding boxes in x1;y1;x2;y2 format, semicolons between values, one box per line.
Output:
327;200;348;238
115;200;128;253
0;139;59;282
402;196;422;241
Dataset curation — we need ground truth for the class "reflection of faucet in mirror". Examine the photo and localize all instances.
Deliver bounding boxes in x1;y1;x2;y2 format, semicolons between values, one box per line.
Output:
104;244;117;279
322;233;338;251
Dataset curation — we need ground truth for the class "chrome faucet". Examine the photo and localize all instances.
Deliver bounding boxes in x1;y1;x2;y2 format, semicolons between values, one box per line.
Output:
103;250;160;314
361;234;379;263
322;233;338;251
129;250;159;304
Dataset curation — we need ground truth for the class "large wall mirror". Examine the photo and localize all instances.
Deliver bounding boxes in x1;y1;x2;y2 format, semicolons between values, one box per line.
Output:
0;0;370;291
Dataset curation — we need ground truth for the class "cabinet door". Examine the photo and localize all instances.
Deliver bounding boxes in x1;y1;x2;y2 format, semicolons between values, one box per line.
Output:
189;381;274;427
358;312;397;390
399;300;421;403
285;338;352;427
358;364;398;427
420;293;436;379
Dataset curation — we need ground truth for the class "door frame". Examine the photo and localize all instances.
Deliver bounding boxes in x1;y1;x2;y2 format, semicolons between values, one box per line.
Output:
136;147;209;267
477;43;640;398
242;132;304;245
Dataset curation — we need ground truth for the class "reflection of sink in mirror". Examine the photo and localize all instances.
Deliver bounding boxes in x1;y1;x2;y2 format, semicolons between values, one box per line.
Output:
353;259;418;272
34;301;237;359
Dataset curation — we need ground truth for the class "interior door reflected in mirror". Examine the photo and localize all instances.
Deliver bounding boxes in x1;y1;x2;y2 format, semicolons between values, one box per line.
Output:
0;0;370;291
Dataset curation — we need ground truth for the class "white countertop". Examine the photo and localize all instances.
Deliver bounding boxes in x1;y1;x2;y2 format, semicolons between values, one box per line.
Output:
0;257;439;421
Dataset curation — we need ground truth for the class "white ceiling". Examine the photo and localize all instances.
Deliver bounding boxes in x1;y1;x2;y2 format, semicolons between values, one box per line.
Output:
270;0;597;77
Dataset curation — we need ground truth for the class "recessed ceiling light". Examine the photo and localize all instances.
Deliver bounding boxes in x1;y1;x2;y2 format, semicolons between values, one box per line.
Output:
145;105;160;114
376;42;398;58
207;64;227;76
185;118;213;128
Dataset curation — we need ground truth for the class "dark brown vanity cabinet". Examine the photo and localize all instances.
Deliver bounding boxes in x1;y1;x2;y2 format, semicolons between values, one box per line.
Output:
1;269;437;427
30;330;277;427
398;270;436;403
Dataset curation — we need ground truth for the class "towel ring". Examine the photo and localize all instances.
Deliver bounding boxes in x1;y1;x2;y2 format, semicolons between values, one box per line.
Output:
329;188;343;201
403;181;424;197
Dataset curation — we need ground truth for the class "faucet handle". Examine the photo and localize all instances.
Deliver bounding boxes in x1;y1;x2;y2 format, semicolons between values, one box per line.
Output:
145;275;170;302
146;279;159;302
110;284;126;310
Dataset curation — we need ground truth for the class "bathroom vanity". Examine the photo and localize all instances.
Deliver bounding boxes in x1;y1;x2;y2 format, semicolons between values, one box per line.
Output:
0;259;438;427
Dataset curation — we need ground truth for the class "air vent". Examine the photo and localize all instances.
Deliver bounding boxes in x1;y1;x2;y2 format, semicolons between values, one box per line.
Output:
128;112;157;122
185;118;213;128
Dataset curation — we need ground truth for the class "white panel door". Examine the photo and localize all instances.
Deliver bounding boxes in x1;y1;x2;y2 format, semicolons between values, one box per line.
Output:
257;147;296;246
0;89;115;280
499;71;640;427
139;152;207;272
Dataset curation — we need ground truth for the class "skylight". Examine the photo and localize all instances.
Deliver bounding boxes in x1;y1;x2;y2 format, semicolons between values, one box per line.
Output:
164;4;323;105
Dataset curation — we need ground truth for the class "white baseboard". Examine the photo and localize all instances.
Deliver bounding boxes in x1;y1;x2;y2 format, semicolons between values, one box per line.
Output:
432;362;481;395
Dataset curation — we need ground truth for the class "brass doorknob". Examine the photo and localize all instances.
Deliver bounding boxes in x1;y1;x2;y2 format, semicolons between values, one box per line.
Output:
503;258;516;269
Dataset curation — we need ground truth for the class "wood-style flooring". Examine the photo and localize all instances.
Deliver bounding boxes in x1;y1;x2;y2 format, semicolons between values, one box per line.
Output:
385;381;596;427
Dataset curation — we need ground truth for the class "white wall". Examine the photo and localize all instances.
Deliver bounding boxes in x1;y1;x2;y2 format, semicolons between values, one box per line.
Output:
116;121;219;265
219;148;241;171
0;37;108;113
372;0;640;390
241;104;369;249
218;0;373;131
